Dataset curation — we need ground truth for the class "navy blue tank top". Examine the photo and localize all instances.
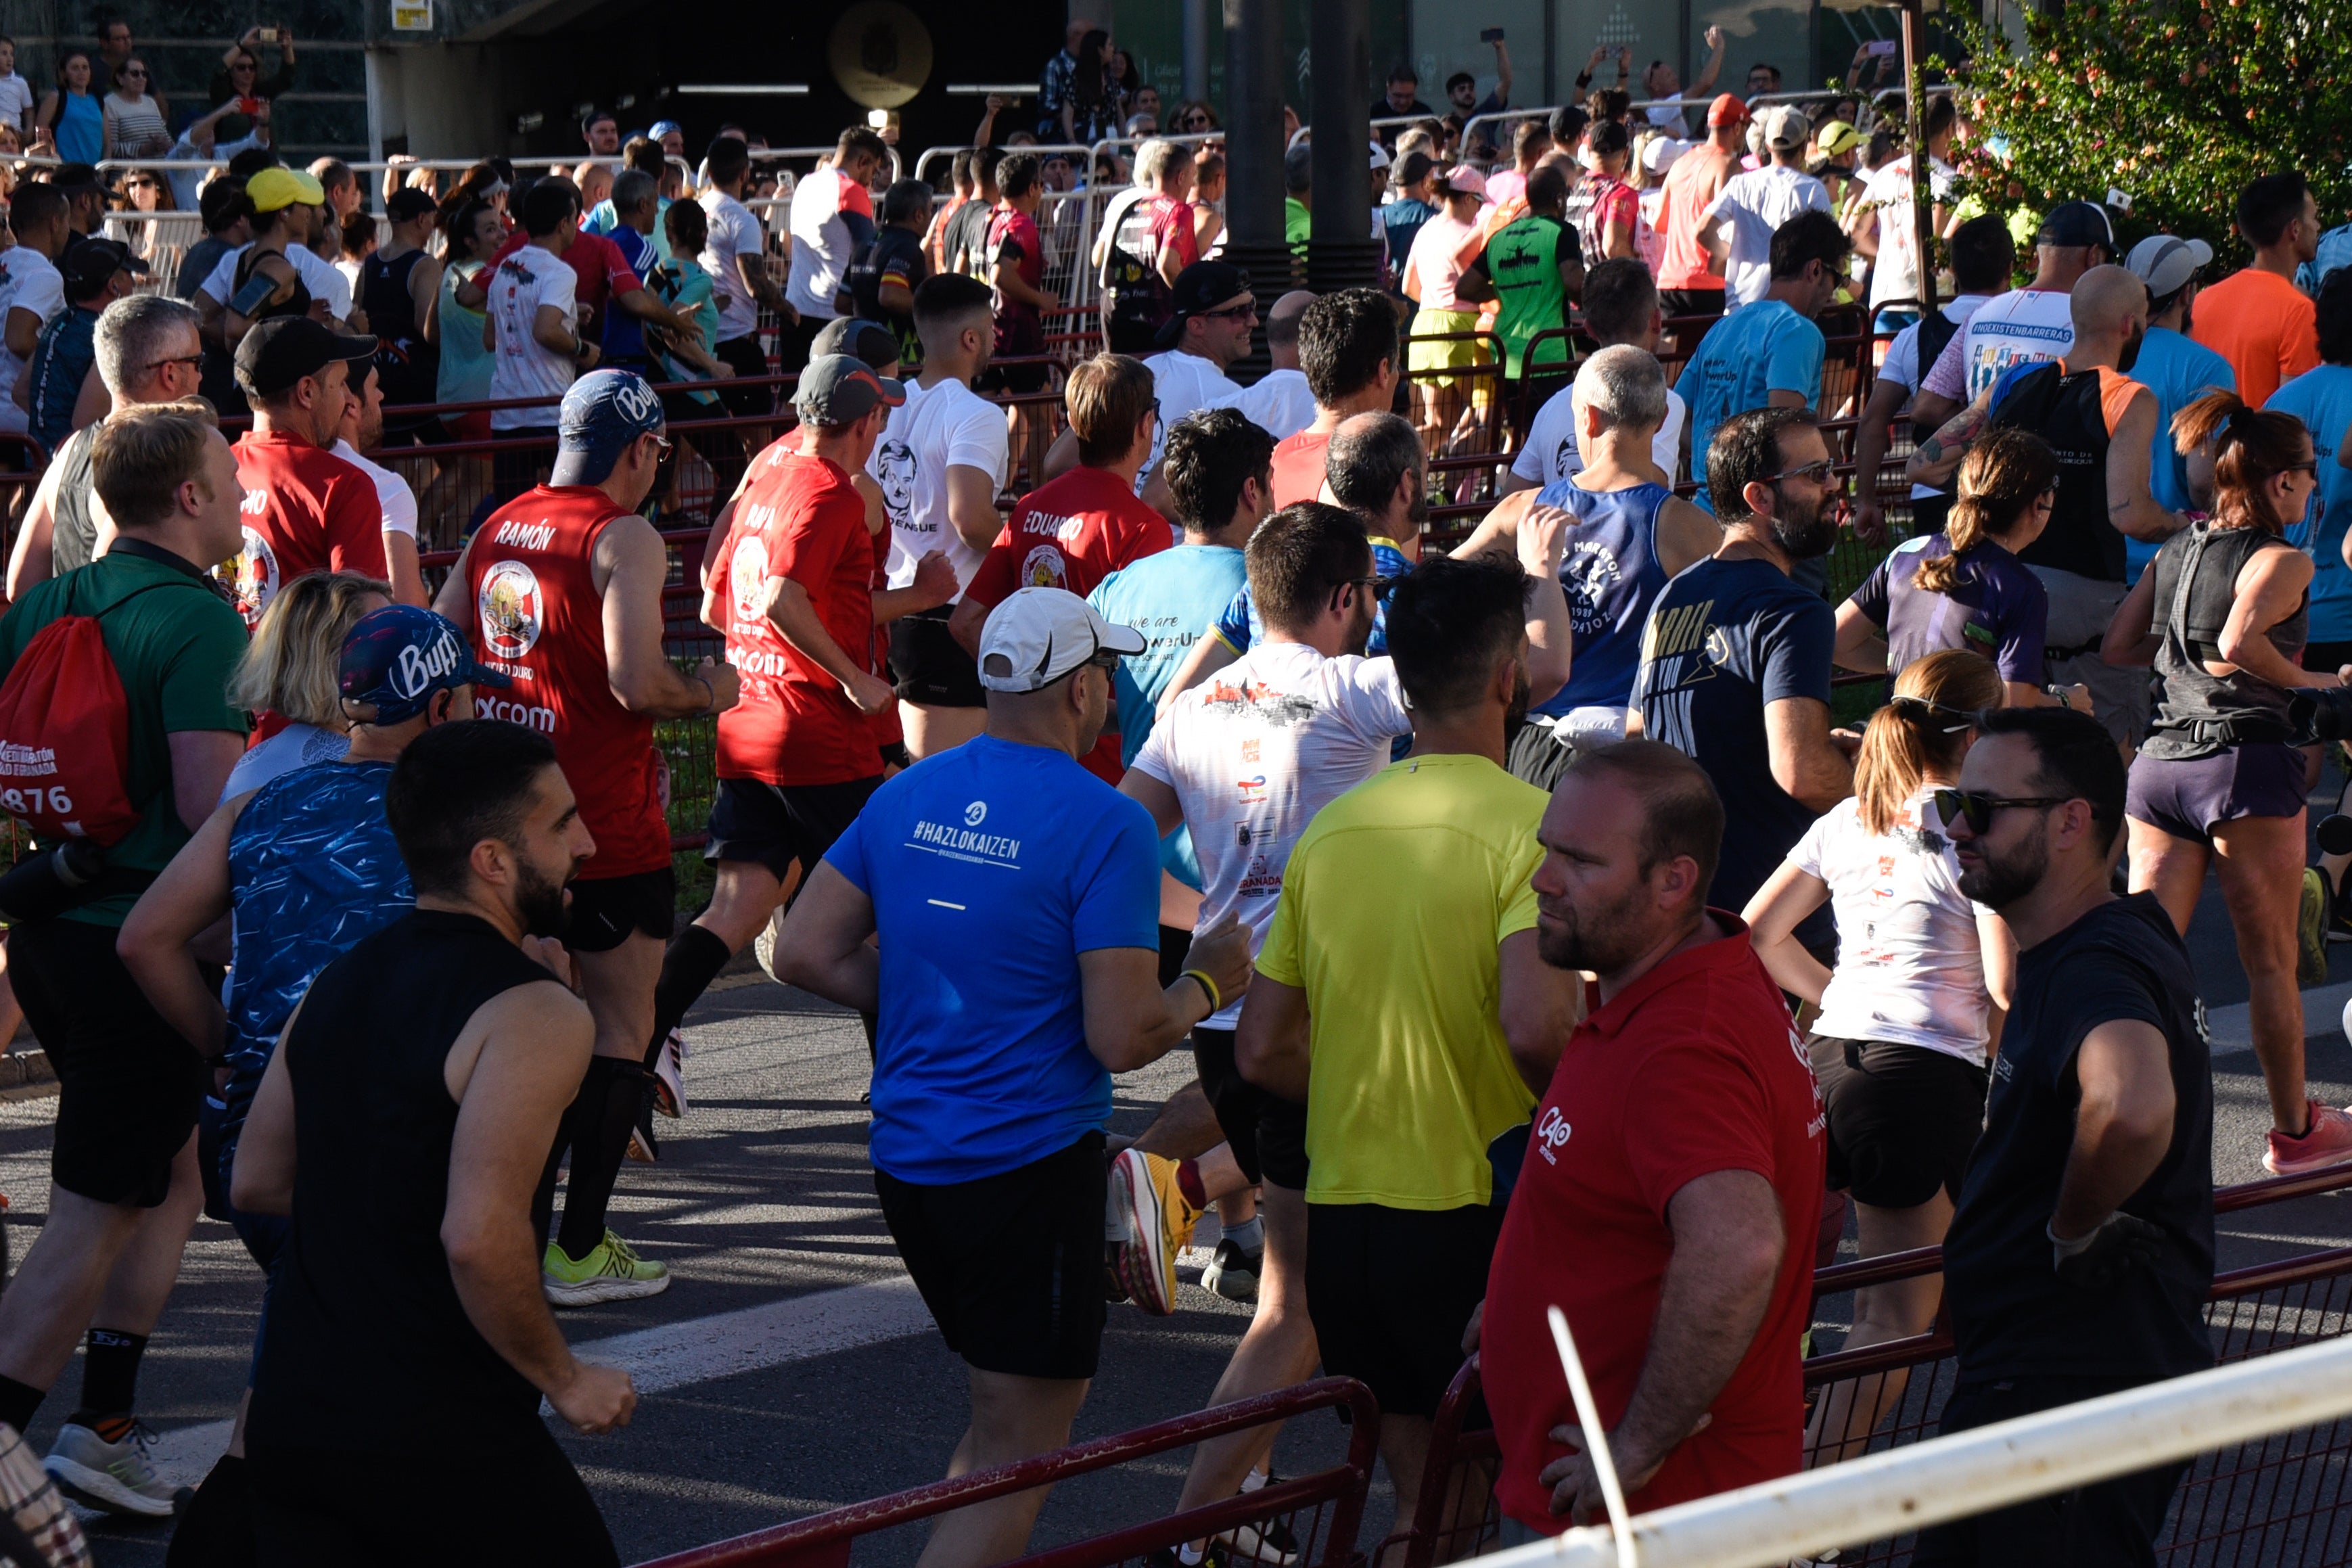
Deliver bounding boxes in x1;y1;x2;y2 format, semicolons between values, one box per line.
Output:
1531;478;1674;716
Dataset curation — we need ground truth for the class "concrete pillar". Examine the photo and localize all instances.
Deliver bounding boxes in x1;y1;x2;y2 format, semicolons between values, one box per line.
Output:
1182;0;1212;103
1220;0;1291;381
1308;0;1382;292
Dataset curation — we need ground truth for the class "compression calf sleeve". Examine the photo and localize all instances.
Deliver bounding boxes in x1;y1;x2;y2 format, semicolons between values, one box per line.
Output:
557;1057;647;1262
644;923;733;1065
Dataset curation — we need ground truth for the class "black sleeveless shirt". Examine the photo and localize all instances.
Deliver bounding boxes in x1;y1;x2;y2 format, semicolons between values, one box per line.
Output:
1993;363;2127;584
2141;522;2309;758
247;908;560;1456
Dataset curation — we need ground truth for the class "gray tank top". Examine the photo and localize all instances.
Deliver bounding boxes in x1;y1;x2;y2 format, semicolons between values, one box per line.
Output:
2142;522;2308;758
48;422;97;576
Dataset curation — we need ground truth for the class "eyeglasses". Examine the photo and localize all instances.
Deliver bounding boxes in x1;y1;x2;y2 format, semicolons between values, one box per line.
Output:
1931;788;2074;835
2286;461;2321;478
1197;299;1257;321
144;352;203;371
1766;460;1838;486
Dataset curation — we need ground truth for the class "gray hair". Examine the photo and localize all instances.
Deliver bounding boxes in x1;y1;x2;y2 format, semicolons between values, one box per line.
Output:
94;294;202;399
1134;139;1190;187
1323;411;1424;513
611;168;658;216
1575;344;1669;434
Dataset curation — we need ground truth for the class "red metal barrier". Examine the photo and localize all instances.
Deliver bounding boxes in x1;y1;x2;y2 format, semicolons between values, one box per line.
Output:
1374;1163;2352;1568
635;1377;1381;1568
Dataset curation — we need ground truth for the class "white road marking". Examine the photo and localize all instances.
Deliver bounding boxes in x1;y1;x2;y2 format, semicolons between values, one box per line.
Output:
87;1275;940;1511
2207;980;2352;1057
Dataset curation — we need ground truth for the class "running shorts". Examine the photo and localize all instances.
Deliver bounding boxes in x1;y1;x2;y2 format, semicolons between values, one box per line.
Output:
704;775;880;880
566;867;678;953
1809;1034;1989;1209
1306;1201;1498;1418
887;605;986;708
1193;1025;1308;1191
2125;741;2307;848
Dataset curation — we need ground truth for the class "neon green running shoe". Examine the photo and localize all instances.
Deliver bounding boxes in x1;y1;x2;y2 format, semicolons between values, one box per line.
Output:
543;1229;672;1306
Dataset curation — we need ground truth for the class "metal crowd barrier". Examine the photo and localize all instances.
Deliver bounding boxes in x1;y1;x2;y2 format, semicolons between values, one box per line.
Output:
1377;1163;2352;1568
635;1377;1381;1568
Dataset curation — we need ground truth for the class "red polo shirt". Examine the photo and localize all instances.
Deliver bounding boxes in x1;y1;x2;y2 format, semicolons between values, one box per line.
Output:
1481;914;1826;1529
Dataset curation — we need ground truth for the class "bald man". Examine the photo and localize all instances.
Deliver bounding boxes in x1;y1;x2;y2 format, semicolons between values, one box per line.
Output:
1908;264;2184;747
1232;290;1321;440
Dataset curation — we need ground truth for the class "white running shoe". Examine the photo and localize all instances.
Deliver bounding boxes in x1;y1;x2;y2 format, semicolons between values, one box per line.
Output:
651;1030;688;1119
45;1420;179;1517
754;908;785;983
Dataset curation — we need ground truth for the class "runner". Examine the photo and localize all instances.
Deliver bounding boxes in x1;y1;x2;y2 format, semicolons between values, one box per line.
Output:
872;274;1011;760
1453;345;1721;789
2100;392;2352;1171
1263;288;1400;508
1235;551;1584;1521
1506;260;1688;489
434;369;740;1306
0;404;248;1515
117;603;492;1558
5;292;203;598
773;587;1254;1568
1742;651;2012;1465
1232;290;1318;442
237;720;633;1563
639;356;902;1127
329;355;430;606
221;317;387;636
1912;200;2115;424
950;352;1170;779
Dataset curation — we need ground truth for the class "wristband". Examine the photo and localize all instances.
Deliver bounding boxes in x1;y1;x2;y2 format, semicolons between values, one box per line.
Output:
695;675;714;714
2046;1216;2100;1260
1181;967;1221;1014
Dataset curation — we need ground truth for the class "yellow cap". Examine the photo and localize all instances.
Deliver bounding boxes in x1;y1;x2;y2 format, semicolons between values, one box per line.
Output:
245;166;326;213
1816;119;1864;158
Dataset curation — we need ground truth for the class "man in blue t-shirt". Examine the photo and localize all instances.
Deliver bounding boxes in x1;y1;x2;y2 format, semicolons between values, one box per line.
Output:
775;586;1255;1568
1636;407;1852;953
1684;210;1851;508
2121;234;2236;582
2265;273;2352;666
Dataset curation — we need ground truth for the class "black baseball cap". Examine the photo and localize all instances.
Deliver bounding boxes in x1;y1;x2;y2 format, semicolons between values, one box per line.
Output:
1157;260;1252;347
384;187;439;223
234;315;377;399
810;317;901;373
60;237;147;298
2036;200;2117;254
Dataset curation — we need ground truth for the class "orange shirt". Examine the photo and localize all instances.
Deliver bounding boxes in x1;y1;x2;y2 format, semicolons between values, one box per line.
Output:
1269;430;1333;508
1657;145;1735;292
2191;267;2320;407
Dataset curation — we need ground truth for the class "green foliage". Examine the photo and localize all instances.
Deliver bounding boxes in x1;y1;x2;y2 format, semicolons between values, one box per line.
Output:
1943;0;2351;262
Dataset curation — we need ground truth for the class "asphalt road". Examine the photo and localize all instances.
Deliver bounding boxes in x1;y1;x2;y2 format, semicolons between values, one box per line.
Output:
9;819;2352;1566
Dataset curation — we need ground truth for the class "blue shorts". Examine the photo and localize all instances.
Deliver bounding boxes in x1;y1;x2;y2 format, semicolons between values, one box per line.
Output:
2125;741;2307;846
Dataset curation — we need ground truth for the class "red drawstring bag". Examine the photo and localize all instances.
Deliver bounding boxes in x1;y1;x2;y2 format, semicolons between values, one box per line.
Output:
0;612;147;846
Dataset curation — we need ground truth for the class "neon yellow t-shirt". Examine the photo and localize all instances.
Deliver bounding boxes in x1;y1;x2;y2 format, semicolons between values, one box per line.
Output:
1256;753;1548;1209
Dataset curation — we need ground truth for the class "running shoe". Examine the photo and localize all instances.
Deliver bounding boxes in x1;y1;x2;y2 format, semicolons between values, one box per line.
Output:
2300;867;2330;986
1219;1477;1300;1566
651;1029;689;1119
1200;1236;1261;1304
754;909;783;984
543;1230;672;1306
1111;1149;1202;1316
45;1420;179;1517
2265;1101;2352;1176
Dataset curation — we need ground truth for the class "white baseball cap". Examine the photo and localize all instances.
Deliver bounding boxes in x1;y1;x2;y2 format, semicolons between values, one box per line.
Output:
2125;234;2215;299
1763;104;1810;151
977;588;1147;693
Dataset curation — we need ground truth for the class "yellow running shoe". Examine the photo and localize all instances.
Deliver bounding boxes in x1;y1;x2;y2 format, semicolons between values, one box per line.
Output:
543;1228;672;1306
1111;1148;1202;1315
2300;867;2330;988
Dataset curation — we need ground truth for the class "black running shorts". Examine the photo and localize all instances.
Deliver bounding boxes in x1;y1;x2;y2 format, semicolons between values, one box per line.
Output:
9;917;206;1207
565;867;678;954
704;775;880;880
1810;1034;1989;1210
876;1131;1108;1380
1306;1201;1498;1418
1193;1025;1309;1191
887;605;986;708
1659;288;1726;322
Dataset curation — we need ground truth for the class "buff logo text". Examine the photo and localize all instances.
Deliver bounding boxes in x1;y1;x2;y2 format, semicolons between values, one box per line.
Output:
393;635;463;699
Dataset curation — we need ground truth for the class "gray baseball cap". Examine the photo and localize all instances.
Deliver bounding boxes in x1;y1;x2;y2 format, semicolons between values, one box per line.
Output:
793;353;906;425
2125;234;2214;299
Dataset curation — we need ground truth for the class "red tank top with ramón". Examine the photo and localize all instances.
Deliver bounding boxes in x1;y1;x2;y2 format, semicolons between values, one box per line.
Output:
463;485;670;878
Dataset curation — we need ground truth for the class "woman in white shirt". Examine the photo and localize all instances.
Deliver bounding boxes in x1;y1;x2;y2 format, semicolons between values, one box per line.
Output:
1745;648;2014;1466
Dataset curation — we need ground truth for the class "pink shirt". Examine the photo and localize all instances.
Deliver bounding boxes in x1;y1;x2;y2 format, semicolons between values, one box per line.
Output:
1404;209;1483;310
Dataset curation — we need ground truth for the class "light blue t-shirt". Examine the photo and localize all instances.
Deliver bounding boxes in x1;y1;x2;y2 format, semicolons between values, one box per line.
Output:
586;197;675;267
1683;300;1825;508
825;735;1160;1184
1088;543;1248;892
2122;327;2236;582
2299;223;2352;298
2267;363;2352;642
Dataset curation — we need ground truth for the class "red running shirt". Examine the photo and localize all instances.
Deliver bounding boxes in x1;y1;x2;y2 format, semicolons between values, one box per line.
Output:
223;430;389;631
1481;917;1826;1529
463;485;671;877
714;448;881;786
963;465;1170;782
1268;430;1333;509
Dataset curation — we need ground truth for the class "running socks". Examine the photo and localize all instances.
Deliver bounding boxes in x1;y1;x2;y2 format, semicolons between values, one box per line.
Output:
70;1328;146;1433
1224;1215;1264;1253
1176;1159;1208;1209
644;923;733;1066
556;1057;647;1262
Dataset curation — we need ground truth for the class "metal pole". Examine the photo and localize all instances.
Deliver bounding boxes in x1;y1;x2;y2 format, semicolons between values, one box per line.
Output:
1462;1333;2352;1568
1182;0;1212;103
1901;0;1937;317
1220;0;1291;380
1308;0;1382;292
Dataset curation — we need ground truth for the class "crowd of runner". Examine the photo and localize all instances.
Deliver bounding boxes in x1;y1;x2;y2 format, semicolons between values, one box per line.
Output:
0;64;2333;1568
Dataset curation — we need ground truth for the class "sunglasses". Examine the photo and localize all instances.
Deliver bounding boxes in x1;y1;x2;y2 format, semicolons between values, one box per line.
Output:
2285;461;2321;478
1766;460;1839;486
145;352;204;371
1931;789;2073;835
120;67;145;77
1197;299;1257;321
1084;649;1122;672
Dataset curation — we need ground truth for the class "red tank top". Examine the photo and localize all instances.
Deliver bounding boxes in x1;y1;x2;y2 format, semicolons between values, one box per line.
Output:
463;485;670;878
